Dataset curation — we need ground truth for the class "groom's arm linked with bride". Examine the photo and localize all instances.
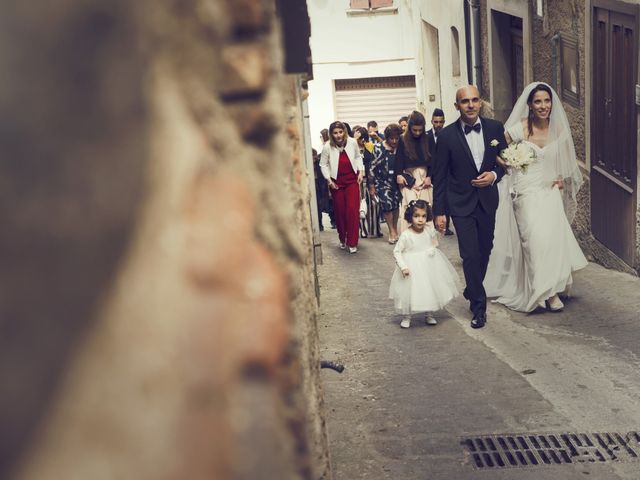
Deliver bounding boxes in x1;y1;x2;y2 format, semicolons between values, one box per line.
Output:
432;85;507;328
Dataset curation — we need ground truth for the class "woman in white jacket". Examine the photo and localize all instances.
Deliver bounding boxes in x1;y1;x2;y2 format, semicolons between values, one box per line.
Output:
320;121;365;253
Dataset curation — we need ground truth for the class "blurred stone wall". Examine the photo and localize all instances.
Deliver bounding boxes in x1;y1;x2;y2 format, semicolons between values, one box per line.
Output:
0;1;331;479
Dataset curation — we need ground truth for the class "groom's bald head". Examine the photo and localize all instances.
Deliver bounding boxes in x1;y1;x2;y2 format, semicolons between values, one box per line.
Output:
455;85;481;125
455;85;480;103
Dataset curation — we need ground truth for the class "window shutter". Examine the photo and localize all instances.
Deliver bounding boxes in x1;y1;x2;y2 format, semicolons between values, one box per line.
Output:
350;0;369;8
334;76;417;130
370;0;393;8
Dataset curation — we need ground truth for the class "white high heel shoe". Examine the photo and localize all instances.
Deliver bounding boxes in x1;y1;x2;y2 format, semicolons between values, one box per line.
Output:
547;295;564;312
559;284;572;300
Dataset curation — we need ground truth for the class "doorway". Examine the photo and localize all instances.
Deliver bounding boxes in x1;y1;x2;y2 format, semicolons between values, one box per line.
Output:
422;21;442;110
591;3;638;265
490;10;524;121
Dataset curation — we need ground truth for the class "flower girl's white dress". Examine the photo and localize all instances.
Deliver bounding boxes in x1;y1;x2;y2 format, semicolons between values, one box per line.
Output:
389;225;460;314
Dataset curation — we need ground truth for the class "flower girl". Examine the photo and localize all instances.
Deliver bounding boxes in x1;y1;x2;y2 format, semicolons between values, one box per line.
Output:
389;200;460;328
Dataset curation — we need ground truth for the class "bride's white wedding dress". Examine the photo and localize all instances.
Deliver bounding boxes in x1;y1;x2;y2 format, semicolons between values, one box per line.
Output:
484;121;588;312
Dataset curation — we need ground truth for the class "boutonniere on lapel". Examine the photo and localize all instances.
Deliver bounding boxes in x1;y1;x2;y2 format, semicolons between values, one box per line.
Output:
490;139;499;147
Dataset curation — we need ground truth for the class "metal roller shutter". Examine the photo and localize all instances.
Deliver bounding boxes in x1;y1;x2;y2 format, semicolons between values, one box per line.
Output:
334;75;417;129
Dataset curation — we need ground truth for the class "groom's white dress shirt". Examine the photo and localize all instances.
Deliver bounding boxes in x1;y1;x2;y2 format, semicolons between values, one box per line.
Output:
460;118;497;184
460;118;484;171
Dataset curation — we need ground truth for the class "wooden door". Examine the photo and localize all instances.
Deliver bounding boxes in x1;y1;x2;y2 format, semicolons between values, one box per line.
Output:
591;5;637;265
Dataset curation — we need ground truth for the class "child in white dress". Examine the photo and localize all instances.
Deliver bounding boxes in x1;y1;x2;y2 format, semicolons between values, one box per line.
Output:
389;200;460;328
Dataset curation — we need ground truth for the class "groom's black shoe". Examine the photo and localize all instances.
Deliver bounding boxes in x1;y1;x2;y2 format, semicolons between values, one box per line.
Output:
471;312;486;329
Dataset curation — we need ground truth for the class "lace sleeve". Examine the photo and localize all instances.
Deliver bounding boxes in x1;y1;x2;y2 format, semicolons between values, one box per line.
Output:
506;121;525;143
427;225;439;248
393;232;410;270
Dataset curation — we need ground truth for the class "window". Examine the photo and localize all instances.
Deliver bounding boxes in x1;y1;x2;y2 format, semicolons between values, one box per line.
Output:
451;27;461;77
536;0;544;17
561;35;579;106
350;0;393;8
370;0;393;7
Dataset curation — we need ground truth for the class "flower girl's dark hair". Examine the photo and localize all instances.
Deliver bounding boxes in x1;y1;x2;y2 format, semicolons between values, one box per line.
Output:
404;199;433;224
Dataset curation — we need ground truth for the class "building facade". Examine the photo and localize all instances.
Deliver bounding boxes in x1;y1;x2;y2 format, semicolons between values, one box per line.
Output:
412;0;472;121
307;0;417;149
307;0;476;147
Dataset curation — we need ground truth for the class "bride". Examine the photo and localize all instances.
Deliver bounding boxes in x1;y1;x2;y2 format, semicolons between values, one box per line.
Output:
484;82;588;313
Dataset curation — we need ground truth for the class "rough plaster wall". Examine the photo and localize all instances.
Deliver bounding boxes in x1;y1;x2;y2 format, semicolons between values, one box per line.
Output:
1;1;330;479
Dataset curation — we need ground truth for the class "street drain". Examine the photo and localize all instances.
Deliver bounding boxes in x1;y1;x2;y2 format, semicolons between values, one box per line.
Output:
462;431;640;469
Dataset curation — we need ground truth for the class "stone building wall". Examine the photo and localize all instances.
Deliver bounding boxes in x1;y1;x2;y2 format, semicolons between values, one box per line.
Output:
0;1;330;479
478;0;638;275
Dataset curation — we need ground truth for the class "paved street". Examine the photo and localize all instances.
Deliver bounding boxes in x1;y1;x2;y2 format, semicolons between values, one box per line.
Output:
318;221;640;479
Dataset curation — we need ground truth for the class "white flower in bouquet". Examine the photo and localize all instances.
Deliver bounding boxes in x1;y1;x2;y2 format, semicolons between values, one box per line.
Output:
500;141;536;173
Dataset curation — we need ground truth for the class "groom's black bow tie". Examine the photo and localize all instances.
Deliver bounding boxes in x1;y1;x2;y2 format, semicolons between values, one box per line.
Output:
464;123;482;135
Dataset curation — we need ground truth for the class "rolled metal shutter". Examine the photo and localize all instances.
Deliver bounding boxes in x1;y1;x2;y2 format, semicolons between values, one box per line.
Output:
334;75;417;129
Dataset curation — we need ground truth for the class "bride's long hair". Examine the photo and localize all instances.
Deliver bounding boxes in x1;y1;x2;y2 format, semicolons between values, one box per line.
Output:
526;83;553;137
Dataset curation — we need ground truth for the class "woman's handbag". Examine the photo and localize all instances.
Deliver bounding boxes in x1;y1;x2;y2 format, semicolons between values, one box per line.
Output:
359;197;368;219
401;172;416;188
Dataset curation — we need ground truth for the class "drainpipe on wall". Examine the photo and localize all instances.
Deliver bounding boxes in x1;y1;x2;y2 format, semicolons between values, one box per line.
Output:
464;0;473;85
469;0;483;91
550;33;561;92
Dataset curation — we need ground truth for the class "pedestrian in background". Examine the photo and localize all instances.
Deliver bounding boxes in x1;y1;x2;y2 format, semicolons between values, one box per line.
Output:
398;115;408;134
427;108;453;235
367;120;384;143
320;128;329;145
313;148;331;231
354;126;382;238
395;111;433;233
370;123;403;244
320;121;365;253
389;200;460;328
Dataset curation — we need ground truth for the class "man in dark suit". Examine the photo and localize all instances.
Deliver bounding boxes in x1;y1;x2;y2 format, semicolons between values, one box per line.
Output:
426;108;454;235
433;86;507;329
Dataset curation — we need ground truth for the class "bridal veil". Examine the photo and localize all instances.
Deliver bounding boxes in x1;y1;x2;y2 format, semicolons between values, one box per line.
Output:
484;82;584;298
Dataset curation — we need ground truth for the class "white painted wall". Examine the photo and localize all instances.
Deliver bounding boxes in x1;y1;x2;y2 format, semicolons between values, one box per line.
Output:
306;0;417;150
414;0;470;125
306;0;471;148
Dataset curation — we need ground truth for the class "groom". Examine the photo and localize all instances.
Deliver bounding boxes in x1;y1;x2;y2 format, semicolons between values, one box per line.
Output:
433;86;507;328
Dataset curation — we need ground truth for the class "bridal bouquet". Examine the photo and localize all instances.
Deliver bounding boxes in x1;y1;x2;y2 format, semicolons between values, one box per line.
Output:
499;141;536;173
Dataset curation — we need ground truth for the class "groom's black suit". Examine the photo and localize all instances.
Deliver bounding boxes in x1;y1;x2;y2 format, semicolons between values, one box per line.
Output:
433;117;507;317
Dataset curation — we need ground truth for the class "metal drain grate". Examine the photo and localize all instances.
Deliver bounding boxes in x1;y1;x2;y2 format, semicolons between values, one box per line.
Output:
462;431;640;469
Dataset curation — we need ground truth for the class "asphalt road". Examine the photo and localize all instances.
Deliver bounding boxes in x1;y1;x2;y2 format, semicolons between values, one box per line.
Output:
318;221;640;480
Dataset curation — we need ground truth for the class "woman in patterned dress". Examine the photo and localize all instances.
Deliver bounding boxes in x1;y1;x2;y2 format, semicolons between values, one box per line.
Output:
369;123;403;243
